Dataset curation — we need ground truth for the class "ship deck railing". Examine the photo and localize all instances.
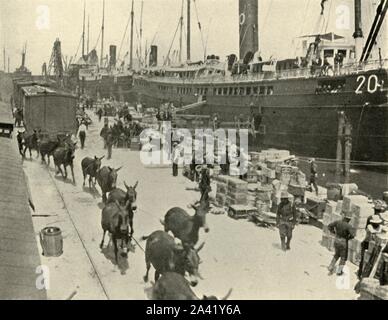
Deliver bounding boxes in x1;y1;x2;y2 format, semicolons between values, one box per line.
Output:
138;59;388;85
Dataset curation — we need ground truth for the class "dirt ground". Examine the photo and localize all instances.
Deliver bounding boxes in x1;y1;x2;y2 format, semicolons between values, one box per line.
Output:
23;111;360;300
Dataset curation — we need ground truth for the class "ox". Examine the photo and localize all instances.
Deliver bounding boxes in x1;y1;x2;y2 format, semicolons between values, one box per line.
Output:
96;166;122;203
152;272;232;300
53;141;77;183
142;231;204;286
100;200;131;264
161;202;209;248
107;181;138;237
81;156;105;188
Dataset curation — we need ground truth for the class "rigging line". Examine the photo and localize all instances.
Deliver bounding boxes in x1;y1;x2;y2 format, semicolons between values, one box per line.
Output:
193;0;206;58
118;12;132;62
324;0;333;33
261;0;273;31
93;29;102;51
73;35;83;62
204;18;212;59
164;17;182;66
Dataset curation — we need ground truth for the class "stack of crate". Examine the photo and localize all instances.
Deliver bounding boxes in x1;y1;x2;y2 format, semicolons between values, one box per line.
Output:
346;195;373;265
276;165;292;186
245;164;258;183
343;195;371;239
215;175;229;207
247;184;258;207
321;201;343;252
255;184;273;215
227;177;248;206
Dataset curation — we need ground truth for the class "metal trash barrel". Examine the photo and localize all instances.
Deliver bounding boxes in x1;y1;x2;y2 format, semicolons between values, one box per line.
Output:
40;227;63;257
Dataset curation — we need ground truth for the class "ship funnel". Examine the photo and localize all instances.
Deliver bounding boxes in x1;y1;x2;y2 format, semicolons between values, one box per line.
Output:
109;45;117;69
149;45;158;67
239;0;258;62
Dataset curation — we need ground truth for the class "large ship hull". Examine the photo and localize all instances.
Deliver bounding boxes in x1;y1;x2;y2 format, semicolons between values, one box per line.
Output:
133;68;388;167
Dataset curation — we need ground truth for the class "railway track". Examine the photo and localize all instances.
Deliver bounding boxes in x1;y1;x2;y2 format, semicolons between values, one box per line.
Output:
45;167;111;300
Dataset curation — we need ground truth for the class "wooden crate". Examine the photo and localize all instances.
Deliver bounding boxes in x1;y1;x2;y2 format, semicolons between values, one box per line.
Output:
306;198;326;219
288;184;306;197
216;194;227;207
228;205;257;220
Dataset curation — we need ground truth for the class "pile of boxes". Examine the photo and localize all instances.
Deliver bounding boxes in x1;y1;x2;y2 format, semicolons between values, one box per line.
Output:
215;175;229;207
321;201;343;252
255;184;273;215
215;175;248;207
227;177;248;206
321;194;374;266
359;278;388;300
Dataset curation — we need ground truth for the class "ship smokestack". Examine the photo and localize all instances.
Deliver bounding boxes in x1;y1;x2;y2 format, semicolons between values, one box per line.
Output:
21;52;25;68
353;0;364;62
149;45;158;67
239;0;258;62
109;45;117;69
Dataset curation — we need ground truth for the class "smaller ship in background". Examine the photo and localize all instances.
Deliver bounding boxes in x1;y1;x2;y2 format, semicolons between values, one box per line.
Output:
13;43;32;79
65;0;137;102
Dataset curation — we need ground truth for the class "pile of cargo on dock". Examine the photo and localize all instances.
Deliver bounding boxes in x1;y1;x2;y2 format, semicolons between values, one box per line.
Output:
212;148;308;226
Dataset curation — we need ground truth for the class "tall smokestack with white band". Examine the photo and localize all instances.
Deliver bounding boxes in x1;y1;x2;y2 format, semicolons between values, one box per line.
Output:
239;0;259;61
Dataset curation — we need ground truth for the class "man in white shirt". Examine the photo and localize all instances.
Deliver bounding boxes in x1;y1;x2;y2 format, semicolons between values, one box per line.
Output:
78;121;87;149
172;142;182;177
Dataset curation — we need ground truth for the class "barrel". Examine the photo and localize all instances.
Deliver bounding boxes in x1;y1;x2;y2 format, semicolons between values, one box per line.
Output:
40;227;63;257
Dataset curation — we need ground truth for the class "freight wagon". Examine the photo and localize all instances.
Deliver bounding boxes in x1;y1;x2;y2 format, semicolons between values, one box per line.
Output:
12;79;49;108
21;85;77;137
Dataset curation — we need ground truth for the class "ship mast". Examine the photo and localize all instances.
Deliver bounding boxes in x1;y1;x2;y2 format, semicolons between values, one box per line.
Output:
187;0;191;61
353;0;363;62
140;1;144;67
100;0;105;67
82;1;86;58
130;0;134;69
179;0;184;63
87;15;90;56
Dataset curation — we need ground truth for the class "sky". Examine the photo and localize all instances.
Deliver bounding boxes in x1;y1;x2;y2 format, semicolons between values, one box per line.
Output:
0;0;384;74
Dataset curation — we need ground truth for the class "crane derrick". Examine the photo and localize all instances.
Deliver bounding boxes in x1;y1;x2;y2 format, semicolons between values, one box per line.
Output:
48;38;64;85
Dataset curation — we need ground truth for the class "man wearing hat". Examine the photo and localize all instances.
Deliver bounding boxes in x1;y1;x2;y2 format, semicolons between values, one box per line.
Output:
172;142;182;177
327;214;355;276
199;165;212;211
276;191;297;251
357;214;383;279
308;158;319;196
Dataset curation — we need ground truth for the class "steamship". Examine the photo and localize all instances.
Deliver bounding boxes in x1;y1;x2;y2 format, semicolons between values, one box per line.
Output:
133;0;388;168
67;0;135;101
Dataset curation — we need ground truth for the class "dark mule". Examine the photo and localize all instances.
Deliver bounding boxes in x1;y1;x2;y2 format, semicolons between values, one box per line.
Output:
107;181;138;237
53;141;77;183
81;156;105;188
153;272;233;300
162;202;209;248
100;200;131;264
16;131;24;156
22;130;41;159
96;166;122;203
40;135;68;165
142;231;204;286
